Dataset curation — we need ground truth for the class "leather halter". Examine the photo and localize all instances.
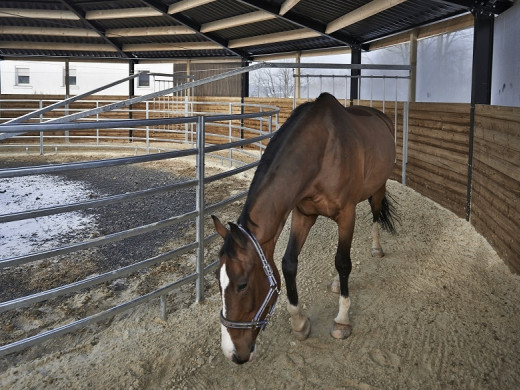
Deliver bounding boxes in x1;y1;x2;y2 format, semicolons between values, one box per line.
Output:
220;224;281;331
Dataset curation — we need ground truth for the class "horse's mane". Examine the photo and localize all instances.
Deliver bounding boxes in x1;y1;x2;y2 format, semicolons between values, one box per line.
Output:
238;99;316;227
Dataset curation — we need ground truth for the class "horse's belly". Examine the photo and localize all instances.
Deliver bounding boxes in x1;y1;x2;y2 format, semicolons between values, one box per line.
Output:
296;195;341;218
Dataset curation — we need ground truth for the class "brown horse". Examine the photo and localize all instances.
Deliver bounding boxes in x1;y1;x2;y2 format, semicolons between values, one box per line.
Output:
213;93;398;364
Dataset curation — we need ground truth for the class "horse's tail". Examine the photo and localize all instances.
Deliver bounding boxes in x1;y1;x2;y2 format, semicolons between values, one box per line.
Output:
376;192;400;235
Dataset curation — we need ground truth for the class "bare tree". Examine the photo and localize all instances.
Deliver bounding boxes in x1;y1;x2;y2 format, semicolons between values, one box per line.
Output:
251;67;295;97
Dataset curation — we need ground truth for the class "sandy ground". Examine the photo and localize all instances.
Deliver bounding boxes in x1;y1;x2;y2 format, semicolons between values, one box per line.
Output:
1;164;520;389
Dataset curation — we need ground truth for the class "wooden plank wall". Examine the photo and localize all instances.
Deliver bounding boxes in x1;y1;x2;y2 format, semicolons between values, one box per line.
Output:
471;105;520;273
406;103;471;218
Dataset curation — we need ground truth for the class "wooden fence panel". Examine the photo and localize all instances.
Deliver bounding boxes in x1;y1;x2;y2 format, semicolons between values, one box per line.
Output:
471;105;520;273
405;102;471;218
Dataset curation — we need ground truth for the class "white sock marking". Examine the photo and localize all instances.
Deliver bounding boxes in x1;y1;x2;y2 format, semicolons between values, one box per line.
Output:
334;296;351;325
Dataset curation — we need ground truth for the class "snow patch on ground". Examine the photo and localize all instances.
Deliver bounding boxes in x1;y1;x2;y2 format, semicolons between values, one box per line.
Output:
0;175;96;259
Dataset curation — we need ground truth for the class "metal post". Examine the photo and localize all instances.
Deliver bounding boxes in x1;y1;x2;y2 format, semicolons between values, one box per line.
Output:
382;78;386;113
39;100;44;155
195;115;206;303
184;95;189;144
409;29;418;103
96;101;99;146
145;101;150;154
65;60;70;143
295;51;301;100
350;48;361;106
344;76;348;107
160;294;167;321
402;101;409;185
229;103;233;166
293;73;297;109
129;61;135;142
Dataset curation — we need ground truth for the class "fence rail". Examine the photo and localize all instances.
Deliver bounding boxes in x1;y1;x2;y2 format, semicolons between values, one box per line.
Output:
0;102;279;357
0;61;411;357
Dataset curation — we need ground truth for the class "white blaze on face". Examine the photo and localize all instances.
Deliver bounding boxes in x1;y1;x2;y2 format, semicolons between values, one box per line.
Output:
220;264;235;360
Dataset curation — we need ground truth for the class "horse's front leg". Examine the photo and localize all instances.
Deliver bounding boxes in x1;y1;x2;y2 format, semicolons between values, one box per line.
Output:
282;209;316;341
331;207;355;339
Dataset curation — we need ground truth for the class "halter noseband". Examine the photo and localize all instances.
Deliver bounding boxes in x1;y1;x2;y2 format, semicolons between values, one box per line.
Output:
220;224;281;331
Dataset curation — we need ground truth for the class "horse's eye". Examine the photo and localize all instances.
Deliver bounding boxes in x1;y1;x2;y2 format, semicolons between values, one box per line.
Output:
237;282;248;292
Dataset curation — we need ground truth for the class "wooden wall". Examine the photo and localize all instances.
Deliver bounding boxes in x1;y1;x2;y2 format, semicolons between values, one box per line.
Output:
405;103;471;218
471;105;520;274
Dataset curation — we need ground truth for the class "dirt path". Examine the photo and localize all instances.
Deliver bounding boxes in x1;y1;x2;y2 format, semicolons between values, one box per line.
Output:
1;179;519;389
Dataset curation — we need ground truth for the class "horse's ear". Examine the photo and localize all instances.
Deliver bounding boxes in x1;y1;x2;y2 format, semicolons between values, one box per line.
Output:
212;215;228;239
228;222;248;249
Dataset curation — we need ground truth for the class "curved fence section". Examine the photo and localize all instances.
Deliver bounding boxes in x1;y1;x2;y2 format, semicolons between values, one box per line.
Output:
0;102;279;357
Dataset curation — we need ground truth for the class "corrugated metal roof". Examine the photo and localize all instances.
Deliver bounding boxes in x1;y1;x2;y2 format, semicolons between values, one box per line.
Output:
0;0;513;61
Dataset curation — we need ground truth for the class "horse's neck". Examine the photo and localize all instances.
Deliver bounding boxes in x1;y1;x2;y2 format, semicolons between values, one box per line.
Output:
245;162;311;246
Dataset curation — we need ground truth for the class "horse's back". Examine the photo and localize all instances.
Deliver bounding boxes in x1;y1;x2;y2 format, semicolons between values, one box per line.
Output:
311;93;396;201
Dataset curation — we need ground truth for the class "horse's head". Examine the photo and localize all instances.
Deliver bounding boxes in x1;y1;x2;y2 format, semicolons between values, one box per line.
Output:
212;215;280;365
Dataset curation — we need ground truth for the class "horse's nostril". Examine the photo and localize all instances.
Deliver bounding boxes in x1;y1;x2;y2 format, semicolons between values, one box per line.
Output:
250;344;255;353
232;353;247;365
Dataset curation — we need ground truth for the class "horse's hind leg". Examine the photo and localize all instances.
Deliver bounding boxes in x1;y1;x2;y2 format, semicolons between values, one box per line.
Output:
368;184;387;258
331;205;355;339
282;209;317;341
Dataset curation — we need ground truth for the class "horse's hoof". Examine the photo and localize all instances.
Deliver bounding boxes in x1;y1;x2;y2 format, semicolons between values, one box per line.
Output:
293;317;311;341
371;247;385;258
331;321;352;339
331;277;340;294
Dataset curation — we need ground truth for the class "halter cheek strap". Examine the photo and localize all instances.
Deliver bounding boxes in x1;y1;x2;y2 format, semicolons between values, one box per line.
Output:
220;224;281;331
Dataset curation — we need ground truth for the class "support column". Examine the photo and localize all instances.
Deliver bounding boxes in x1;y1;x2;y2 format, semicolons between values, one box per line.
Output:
65;60;70;99
295;51;301;99
466;10;495;221
350;47;361;106
409;29;418;103
471;12;494;105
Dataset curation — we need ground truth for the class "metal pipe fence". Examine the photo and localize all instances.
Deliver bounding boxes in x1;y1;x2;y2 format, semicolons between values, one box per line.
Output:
0;62;409;358
0;103;279;357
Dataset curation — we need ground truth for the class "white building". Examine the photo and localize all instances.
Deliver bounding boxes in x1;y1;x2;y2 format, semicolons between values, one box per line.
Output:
0;60;177;96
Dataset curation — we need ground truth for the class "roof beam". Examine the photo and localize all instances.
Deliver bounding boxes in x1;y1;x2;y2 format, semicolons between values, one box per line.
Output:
326;0;408;34
229;28;321;48
0;26;98;37
123;42;222;52
236;0;361;48
85;7;161;20
280;0;302;16
139;0;246;58
0;41;117;52
0;8;78;20
168;0;216;14
106;26;195;38
59;0;128;58
201;11;275;33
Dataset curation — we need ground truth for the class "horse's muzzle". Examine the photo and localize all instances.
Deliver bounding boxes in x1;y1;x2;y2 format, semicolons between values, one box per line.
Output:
231;344;256;365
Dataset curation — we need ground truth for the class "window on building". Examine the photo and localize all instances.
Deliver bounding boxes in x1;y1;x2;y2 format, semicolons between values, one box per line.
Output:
138;71;150;87
16;67;30;85
63;68;77;86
